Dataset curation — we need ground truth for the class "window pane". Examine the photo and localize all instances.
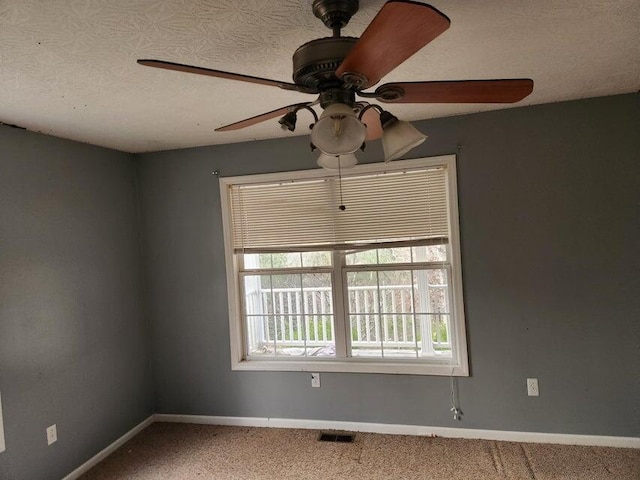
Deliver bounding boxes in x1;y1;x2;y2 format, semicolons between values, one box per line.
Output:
347;244;448;266
379;314;419;358
246;315;276;356
347;271;379;314
346;247;412;265
243;252;303;269
244;251;332;269
377;247;411;264
243;272;335;358
412;244;447;262
350;314;382;357
301;251;332;267
348;271;411;357
412;269;449;314
346;268;454;358
243;275;272;316
345;249;378;266
302;273;335;356
350;313;419;358
269;274;301;315
431;313;451;354
276;253;302;268
378;270;413;315
243;253;262;269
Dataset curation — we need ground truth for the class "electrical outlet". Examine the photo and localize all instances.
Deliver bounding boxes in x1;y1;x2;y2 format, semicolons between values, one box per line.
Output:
527;378;539;396
46;424;57;445
311;373;321;388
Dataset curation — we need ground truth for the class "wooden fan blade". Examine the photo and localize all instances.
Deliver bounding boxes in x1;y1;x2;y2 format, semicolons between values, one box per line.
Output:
137;59;314;93
336;1;450;89
376;79;534;104
215;103;311;132
361;107;383;140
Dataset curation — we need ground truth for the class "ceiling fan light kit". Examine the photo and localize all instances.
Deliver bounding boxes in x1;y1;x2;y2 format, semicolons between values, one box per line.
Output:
278;111;298;132
381;121;427;163
310;103;367;155
317;153;359;170
378;110;428;162
138;0;534;169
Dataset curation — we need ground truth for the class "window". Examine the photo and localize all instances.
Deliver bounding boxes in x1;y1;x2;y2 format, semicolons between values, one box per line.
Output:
220;156;468;375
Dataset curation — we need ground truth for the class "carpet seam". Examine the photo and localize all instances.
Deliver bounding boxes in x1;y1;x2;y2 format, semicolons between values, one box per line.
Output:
520;443;537;479
488;441;504;475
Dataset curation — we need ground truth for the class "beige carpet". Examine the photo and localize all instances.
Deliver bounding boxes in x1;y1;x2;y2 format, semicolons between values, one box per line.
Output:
79;423;639;479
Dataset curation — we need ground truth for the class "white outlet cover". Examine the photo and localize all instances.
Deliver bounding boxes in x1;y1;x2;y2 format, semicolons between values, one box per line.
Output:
311;373;321;388
46;424;57;445
0;390;5;453
527;378;539;396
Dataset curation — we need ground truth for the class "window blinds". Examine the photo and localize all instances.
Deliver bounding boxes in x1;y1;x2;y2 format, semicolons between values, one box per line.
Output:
228;166;449;253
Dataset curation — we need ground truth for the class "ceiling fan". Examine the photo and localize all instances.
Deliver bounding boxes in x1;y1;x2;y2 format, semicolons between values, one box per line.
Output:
138;0;533;167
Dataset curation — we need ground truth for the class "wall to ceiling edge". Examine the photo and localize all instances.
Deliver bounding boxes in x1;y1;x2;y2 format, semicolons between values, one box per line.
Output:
0;126;154;480
137;93;640;438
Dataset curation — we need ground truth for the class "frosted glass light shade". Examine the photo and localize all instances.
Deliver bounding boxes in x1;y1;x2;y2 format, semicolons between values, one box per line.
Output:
381;120;427;162
311;103;366;155
317;153;358;170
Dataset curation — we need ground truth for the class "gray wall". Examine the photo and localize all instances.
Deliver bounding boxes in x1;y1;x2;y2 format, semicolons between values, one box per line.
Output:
137;93;640;437
1;92;635;480
0;126;153;480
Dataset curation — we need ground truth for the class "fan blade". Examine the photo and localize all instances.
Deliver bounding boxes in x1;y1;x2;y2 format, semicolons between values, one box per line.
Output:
215;103;311;132
336;1;450;89
361;107;383;140
375;79;534;103
137;59;314;93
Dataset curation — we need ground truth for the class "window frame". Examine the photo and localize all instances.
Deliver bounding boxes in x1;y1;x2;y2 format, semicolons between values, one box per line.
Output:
220;155;468;376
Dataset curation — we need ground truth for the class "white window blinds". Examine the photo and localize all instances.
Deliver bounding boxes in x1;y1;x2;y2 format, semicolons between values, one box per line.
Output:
228;166;449;253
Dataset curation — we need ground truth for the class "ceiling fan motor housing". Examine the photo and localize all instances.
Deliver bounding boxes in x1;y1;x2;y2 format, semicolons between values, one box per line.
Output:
292;37;358;91
312;0;359;30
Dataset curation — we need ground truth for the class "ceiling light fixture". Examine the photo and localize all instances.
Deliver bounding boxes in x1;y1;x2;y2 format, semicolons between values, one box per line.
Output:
310;103;367;156
316;152;358;170
277;101;427;170
355;104;427;163
278;111;298;131
296;101;426;170
378;110;427;163
279;105;318;133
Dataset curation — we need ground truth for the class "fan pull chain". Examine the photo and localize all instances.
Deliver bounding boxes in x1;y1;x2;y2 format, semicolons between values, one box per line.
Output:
338;159;346;211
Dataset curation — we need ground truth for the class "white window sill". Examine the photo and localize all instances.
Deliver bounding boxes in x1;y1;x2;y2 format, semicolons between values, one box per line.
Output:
231;358;469;376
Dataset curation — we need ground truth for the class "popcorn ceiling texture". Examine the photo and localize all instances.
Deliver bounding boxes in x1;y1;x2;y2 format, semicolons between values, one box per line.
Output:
0;0;638;153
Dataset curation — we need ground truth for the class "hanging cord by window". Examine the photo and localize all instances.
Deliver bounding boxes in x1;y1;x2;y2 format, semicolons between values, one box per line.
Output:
450;368;462;420
338;159;346;211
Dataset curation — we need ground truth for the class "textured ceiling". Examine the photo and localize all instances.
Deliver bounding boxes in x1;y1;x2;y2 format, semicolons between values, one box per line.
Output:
0;0;638;153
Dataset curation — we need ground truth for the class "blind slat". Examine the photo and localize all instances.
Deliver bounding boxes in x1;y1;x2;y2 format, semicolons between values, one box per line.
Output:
230;167;449;252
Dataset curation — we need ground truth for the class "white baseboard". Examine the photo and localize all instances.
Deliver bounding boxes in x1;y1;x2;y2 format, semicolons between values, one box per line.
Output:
154;414;640;449
61;416;154;480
